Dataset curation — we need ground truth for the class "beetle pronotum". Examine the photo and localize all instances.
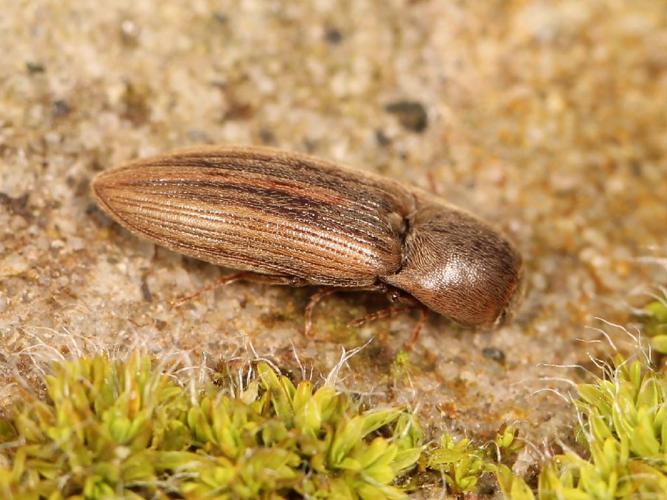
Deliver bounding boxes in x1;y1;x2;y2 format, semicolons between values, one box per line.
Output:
92;146;523;339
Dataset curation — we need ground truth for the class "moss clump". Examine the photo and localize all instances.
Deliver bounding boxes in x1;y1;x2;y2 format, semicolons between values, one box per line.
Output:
538;358;667;498
497;357;667;499
0;354;422;499
643;300;667;354
2;345;666;498
422;424;524;496
424;433;487;493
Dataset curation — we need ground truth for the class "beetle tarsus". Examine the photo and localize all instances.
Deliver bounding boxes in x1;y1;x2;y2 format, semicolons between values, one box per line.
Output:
347;304;411;327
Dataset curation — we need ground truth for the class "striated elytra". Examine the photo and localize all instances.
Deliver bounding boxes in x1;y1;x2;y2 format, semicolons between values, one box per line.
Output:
91;146;523;327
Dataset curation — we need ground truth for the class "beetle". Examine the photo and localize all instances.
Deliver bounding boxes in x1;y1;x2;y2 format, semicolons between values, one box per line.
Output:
91;146;523;339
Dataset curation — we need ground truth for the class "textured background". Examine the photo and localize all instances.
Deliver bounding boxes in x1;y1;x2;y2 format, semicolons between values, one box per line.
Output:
1;0;666;489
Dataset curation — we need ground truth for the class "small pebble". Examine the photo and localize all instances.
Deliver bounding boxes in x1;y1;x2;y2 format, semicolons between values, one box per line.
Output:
120;19;140;46
68;237;85;251
375;129;391;147
0;255;30;278
141;278;152;302
259;128;275;144
25;62;45;74
385;100;428;133
324;27;343;45
52;99;71;118
213;12;228;24
482;347;506;364
0;192;29;216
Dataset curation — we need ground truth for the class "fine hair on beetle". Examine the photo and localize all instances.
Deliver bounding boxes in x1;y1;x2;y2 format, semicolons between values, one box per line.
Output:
91;145;523;338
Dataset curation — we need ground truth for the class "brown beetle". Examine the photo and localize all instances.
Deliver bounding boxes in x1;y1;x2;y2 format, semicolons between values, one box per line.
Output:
92;146;523;335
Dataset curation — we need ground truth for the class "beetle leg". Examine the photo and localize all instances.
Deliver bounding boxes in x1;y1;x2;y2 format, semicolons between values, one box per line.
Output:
347;301;428;350
171;271;250;307
172;272;308;307
303;288;341;338
303;283;395;338
426;170;441;195
343;284;413;327
402;306;427;351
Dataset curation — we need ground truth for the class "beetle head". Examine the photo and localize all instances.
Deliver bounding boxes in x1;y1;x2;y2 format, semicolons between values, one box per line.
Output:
383;202;523;327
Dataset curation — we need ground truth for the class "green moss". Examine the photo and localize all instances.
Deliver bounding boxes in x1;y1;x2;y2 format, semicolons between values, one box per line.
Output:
494;356;667;499
642;300;667;354
389;350;411;382
424;433;487;493
421;424;524;495
416;349;667;499
0;354;422;499
536;358;667;498
2;342;666;499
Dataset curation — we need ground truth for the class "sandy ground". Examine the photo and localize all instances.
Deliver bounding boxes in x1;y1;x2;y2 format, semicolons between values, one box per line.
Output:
1;0;666;491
